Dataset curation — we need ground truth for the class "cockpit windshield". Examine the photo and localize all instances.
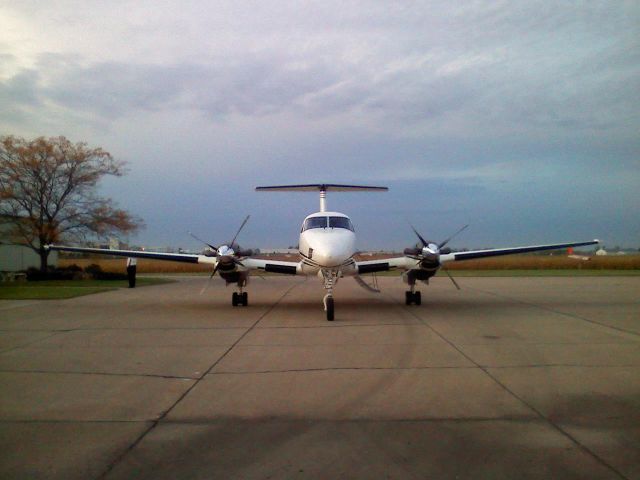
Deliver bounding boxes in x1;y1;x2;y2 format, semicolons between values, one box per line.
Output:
302;216;354;232
329;216;354;231
303;217;327;230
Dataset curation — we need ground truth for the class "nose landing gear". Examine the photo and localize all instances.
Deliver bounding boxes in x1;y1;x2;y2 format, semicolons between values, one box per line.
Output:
321;269;339;321
323;294;335;321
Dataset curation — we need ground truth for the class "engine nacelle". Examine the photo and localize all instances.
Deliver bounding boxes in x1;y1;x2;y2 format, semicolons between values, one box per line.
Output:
420;257;440;270
402;268;437;285
219;270;249;286
216;256;237;273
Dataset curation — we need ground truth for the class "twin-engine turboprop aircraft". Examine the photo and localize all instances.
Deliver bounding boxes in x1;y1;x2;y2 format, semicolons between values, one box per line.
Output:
48;184;599;321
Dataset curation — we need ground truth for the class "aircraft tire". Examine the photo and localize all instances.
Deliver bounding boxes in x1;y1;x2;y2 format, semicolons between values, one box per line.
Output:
414;291;421;305
242;292;248;306
232;292;238;307
326;297;335;321
405;291;412;305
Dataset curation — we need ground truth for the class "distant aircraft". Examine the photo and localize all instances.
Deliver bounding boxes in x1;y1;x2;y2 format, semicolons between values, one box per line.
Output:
48;184;599;320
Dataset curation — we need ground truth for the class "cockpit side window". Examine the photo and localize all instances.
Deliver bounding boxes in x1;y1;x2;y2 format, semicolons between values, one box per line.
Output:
329;216;354;231
303;217;328;231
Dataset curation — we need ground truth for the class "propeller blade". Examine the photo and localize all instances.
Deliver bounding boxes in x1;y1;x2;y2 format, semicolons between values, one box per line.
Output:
229;215;251;247
410;224;429;248
438;224;469;249
200;263;220;295
442;267;461;290
189;231;217;252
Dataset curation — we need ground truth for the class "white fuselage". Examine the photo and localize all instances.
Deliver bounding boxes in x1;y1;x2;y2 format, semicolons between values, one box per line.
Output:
298;211;357;274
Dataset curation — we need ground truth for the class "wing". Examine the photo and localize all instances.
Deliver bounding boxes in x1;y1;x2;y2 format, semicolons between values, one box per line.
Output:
47;244;211;264
48;244;305;274
439;239;599;263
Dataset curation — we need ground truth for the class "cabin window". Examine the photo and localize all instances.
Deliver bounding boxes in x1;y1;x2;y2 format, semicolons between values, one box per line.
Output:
329;216;354;231
303;217;328;230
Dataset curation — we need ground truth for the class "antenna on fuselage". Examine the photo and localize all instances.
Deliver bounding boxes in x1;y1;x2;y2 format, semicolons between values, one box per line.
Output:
255;184;388;212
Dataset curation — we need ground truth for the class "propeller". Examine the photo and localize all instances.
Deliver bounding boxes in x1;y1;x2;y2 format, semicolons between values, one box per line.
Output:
189;231;217;254
406;224;468;289
200;263;220;295
438;224;468;251
191;215;252;294
441;265;461;290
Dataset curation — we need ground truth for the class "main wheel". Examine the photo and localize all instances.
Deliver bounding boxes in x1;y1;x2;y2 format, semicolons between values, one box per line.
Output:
241;292;248;306
414;291;422;305
405;291;412;305
232;292;238;307
326;297;335;321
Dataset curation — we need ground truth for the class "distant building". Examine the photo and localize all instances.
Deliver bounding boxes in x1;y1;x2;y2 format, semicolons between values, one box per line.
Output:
595;248;608;256
260;248;299;255
0;243;58;272
1;219;58;272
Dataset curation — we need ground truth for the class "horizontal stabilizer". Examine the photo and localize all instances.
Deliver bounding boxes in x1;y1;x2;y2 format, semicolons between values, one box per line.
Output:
256;184;388;192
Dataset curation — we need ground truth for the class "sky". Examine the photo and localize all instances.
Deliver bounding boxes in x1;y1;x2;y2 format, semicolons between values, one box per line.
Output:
1;1;638;251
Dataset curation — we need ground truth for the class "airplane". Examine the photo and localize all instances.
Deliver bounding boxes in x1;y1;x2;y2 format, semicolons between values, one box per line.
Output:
47;184;599;321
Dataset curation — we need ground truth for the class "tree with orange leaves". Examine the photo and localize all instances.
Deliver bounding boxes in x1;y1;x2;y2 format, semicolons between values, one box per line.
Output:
0;135;143;272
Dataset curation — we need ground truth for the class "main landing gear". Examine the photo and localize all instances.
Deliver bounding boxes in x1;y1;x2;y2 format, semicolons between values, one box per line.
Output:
232;291;248;307
404;272;422;305
405;290;421;305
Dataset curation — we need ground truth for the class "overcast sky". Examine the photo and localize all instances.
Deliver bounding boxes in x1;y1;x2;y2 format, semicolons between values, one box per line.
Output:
1;1;638;250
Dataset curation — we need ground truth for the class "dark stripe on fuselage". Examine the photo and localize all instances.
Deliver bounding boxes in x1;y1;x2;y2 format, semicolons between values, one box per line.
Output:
358;262;390;274
263;264;298;275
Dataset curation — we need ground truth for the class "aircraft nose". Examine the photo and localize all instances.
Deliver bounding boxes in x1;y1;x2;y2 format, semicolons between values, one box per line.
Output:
312;244;351;267
304;229;355;267
313;250;340;267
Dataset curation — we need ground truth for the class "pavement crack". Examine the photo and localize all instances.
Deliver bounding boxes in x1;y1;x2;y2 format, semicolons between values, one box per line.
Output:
94;279;304;480
0;369;195;380
396;295;631;480
210;366;479;374
0;331;66;354
469;285;640;338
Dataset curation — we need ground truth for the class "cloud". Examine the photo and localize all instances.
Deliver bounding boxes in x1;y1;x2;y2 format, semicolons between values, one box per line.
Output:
1;1;639;247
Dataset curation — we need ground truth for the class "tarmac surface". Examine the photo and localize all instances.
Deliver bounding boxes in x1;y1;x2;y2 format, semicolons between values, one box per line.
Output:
0;275;639;479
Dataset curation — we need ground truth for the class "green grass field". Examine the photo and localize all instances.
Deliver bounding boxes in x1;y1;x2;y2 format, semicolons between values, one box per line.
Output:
0;277;174;300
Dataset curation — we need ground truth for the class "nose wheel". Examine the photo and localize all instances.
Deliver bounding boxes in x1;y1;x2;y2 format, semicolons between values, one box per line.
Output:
321;269;339;321
232;291;248;306
324;295;335;321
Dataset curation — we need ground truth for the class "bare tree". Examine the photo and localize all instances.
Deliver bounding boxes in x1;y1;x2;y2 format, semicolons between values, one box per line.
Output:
0;135;143;272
